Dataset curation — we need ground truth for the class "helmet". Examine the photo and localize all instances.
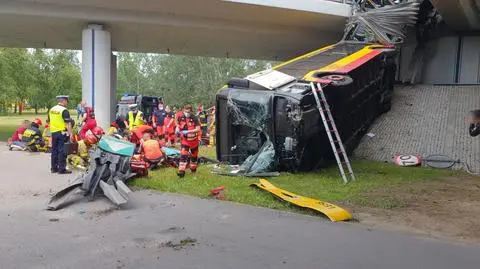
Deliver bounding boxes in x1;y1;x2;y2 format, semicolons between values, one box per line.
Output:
45;123;49;128
91;126;104;137
33;118;42;126
84;133;98;145
128;104;138;111
111;121;119;128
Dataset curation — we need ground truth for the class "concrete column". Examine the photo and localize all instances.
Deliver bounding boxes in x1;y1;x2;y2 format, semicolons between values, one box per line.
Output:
82;24;112;129
110;53;117;122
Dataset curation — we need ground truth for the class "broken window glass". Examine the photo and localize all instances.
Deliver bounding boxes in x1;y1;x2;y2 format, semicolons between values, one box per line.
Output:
221;89;278;175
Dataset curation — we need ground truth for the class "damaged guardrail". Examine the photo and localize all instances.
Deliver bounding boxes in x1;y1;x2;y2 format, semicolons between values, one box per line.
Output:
47;136;136;211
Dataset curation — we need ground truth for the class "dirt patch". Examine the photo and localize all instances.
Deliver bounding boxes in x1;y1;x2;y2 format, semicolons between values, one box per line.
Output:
348;177;480;243
159;237;198;251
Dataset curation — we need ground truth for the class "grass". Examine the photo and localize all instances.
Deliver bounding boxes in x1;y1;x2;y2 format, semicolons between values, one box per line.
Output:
0;112;460;215
0;110;77;141
131;146;458;213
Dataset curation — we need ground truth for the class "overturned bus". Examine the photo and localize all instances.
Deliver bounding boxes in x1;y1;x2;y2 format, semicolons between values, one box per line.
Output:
215;41;398;172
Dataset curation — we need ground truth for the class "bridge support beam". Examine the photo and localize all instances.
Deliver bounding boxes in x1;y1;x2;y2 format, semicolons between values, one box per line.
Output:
82;24;114;129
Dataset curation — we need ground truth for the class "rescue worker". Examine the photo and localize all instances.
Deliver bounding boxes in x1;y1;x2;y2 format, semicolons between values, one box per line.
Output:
21;118;47;152
47;95;73;174
79;106;97;139
208;106;216;147
163;105;176;146
153;102;166;143
174;106;184;145
139;131;164;169
67;133;99;170
131;124;154;148
128;104;145;131
107;121;120;136
176;104;201;177
7;120;30;146
197;104;208;143
43;123;52;151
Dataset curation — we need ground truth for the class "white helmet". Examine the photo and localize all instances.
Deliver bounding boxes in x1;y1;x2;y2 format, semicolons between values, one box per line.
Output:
128;104;138;111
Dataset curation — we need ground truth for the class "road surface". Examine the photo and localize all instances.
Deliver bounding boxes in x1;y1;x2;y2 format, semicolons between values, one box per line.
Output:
0;144;479;269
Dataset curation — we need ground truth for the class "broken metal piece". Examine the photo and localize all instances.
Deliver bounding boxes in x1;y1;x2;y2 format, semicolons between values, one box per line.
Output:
47;137;136;211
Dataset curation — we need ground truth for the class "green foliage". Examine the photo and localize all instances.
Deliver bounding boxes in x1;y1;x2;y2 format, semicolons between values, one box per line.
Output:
117;53;275;107
0;48;81;114
0;47;275;114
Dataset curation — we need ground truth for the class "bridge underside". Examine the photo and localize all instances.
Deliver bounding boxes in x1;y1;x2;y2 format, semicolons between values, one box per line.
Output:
0;0;350;60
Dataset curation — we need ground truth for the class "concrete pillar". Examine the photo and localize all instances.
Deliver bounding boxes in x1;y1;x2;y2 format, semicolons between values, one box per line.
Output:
82;24;112;129
110;54;117;122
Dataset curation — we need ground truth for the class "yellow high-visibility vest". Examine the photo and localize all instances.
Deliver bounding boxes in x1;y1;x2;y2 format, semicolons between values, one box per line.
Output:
128;111;144;130
49;105;67;133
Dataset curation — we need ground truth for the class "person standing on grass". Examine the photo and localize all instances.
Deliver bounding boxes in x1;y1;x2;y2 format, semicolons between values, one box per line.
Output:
176;104;201;177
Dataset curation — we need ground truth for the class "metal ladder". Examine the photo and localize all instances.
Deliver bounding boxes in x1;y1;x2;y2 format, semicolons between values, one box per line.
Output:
310;82;356;184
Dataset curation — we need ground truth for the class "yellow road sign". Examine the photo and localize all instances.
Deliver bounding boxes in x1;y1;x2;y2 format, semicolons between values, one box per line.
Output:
251;179;352;222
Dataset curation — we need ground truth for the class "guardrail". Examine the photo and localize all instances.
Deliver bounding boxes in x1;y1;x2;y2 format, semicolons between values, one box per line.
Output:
327;0;354;4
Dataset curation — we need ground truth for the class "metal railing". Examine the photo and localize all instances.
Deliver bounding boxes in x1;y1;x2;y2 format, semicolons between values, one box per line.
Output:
326;0;354;4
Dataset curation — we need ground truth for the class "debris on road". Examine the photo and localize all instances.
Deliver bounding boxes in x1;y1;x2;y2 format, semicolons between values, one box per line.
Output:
210;186;226;200
160;237;197;251
47;136;136;211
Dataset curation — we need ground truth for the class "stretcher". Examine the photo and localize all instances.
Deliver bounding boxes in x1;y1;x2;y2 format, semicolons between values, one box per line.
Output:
250;179;352;222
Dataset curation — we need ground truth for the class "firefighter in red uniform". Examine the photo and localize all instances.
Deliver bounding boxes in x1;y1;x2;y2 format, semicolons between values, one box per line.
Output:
163;105;176;146
176;104;201;177
79;106;97;139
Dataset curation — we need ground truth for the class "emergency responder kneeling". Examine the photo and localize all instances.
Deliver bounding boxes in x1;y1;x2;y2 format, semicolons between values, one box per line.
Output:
48;95;73;174
176;104;201;177
140;131;164;169
22;118;47;152
128;104;145;131
67;133;99;170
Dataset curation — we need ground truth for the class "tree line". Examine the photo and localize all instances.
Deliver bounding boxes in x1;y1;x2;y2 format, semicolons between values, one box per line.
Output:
0;48;275;115
116;52;274;107
0;48;81;115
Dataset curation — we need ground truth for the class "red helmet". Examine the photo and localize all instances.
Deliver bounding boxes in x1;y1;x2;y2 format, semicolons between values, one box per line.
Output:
91;126;104;136
44;123;49;128
33;118;42;126
111;121;119;128
84;133;98;145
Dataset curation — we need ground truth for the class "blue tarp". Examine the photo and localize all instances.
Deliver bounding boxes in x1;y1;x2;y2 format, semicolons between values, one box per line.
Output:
162;147;180;156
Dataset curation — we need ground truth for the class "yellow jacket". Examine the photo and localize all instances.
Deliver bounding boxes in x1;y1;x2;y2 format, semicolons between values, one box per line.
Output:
128;111;144;131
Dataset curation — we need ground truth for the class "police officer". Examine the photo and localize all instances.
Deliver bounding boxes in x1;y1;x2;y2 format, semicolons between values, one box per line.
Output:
128;104;145;131
48;95;73;174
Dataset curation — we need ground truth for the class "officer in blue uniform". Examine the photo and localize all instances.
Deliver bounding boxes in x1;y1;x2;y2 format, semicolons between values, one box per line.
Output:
47;95;73;174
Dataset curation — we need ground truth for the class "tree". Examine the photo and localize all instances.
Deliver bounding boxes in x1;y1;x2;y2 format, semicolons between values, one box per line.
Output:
1;48;35;115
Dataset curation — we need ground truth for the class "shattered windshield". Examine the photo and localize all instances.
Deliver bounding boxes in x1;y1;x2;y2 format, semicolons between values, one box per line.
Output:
225;90;277;174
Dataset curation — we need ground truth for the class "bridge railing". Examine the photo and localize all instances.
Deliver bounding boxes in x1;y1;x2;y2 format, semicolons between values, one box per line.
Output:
327;0;354;4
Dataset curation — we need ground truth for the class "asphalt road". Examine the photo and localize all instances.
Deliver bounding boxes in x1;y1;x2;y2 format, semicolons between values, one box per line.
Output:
1;144;479;269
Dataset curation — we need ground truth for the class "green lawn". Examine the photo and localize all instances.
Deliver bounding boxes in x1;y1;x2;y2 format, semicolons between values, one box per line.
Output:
0;113;459;216
0;110;77;141
131;146;458;214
